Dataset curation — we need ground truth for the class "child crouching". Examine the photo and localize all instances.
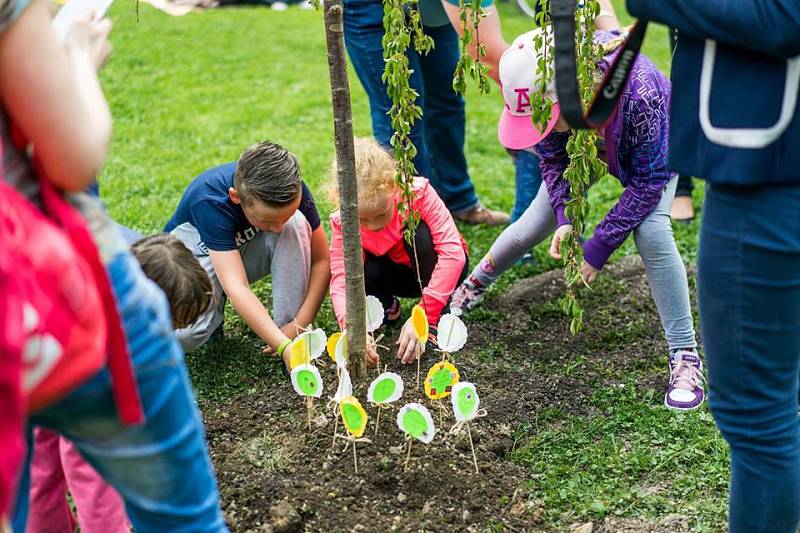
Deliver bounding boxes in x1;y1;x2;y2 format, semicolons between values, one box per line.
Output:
328;138;469;366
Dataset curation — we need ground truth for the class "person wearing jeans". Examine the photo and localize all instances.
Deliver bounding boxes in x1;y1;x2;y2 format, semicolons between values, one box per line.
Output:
342;0;509;225
627;0;800;530
14;249;228;532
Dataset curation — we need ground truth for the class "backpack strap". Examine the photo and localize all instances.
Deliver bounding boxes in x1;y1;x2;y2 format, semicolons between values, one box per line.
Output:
10;126;143;425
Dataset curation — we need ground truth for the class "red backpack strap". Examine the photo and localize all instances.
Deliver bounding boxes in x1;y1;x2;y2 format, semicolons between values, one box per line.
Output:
0;138;26;516
38;179;143;425
12;126;143;425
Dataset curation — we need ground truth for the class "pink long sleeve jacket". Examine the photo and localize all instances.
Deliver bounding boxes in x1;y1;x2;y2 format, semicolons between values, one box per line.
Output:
329;177;468;328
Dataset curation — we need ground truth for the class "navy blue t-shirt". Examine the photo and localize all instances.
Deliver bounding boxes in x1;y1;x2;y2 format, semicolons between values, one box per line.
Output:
164;162;321;255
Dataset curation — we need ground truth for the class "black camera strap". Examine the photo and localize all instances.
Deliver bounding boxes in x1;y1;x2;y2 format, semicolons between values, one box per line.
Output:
551;0;648;129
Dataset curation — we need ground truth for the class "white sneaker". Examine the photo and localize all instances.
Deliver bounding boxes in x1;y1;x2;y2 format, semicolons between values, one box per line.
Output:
450;276;487;317
271;1;288;10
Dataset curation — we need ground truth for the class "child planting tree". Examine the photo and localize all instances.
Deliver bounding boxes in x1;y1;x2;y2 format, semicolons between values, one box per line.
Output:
328;138;469;367
450;11;706;411
165;141;330;370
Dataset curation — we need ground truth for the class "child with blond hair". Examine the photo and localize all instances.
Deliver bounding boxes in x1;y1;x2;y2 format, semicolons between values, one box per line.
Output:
328;138;469;365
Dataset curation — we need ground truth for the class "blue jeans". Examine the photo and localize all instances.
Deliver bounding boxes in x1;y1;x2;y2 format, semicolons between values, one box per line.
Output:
509;149;543;223
14;252;227;532
698;183;800;533
342;1;479;213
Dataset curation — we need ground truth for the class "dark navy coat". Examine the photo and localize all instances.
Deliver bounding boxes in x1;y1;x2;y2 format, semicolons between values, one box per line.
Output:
627;0;800;185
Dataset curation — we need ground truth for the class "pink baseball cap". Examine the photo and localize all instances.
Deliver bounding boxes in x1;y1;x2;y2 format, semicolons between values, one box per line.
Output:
498;30;561;150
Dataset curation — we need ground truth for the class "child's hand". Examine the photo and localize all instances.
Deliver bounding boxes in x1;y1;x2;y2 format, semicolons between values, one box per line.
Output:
280;321;301;341
66;13;113;71
396;322;425;364
550;224;573;260
281;346;292;373
366;339;380;368
580;260;599;285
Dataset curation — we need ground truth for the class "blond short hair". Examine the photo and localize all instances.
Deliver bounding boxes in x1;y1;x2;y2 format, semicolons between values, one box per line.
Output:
328;138;398;211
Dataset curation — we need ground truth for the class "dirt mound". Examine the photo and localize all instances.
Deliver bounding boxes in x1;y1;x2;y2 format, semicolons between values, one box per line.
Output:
202;256;696;532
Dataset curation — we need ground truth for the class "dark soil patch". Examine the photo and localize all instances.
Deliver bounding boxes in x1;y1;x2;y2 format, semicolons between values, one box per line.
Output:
201;256;697;532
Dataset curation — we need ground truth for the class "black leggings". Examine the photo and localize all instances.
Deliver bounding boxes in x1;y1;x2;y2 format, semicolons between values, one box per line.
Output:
364;221;468;312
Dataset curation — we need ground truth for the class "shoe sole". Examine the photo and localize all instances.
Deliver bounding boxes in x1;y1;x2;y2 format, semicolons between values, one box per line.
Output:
663;394;705;411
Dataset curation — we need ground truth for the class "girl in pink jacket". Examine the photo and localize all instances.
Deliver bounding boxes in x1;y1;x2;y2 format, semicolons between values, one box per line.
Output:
329;138;469;366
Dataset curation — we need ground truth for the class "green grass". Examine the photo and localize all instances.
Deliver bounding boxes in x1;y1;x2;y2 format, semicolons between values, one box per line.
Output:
98;2;722;529
512;383;728;531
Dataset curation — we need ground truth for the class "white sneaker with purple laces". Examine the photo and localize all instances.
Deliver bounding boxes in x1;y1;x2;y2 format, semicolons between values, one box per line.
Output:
665;349;706;411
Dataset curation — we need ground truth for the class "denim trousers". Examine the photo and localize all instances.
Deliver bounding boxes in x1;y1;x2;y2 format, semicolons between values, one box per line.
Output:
342;0;478;213
698;183;800;533
14;251;227;532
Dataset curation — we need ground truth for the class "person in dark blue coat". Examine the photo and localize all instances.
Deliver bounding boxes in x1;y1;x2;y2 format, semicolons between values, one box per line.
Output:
627;1;800;531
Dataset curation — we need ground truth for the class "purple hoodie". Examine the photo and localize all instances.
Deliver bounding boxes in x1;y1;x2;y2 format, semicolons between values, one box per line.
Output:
535;30;673;270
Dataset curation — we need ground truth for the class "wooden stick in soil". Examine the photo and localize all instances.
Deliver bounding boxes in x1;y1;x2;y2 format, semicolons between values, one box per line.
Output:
323;0;367;379
306;397;313;431
404;438;413;472
467;423;479;474
353;440;359;474
331;406;340;452
416;344;422;390
374;404;382;435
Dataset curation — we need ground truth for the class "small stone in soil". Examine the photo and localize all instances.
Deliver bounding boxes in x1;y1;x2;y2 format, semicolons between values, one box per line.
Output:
397;493;408;503
269;500;301;533
571;522;593;533
510;501;527;516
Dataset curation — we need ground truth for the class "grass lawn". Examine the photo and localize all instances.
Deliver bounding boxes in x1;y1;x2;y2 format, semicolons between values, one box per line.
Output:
99;2;723;530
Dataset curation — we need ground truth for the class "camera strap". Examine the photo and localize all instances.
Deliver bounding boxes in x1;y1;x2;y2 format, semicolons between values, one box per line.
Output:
551;0;648;129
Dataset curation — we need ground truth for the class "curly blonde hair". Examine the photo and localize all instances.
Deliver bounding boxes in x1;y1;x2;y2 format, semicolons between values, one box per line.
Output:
328;138;398;212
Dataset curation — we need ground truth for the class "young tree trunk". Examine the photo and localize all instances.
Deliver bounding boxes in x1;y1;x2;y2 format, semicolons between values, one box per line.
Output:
323;0;367;379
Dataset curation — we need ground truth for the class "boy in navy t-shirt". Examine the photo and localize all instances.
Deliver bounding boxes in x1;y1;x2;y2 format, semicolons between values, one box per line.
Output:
165;141;330;368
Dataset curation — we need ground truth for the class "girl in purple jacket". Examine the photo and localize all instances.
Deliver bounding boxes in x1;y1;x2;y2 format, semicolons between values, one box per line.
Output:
451;19;704;411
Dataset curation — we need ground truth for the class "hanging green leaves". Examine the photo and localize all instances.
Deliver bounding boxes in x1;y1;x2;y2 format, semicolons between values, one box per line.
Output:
530;0;607;335
381;0;432;241
452;0;491;96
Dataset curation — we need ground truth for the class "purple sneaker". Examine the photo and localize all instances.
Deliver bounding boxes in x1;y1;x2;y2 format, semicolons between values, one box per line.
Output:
450;276;486;317
665;349;706;411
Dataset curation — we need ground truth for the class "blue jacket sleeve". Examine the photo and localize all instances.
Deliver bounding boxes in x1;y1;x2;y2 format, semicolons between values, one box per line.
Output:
626;0;800;59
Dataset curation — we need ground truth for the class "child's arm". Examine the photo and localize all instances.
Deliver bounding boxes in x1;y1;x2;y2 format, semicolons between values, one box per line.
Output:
0;0;112;192
209;249;290;362
582;95;671;271
327;214;379;366
397;180;467;363
596;0;622;32
290;225;330;334
327;213;348;329
414;180;467;328
440;2;507;83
